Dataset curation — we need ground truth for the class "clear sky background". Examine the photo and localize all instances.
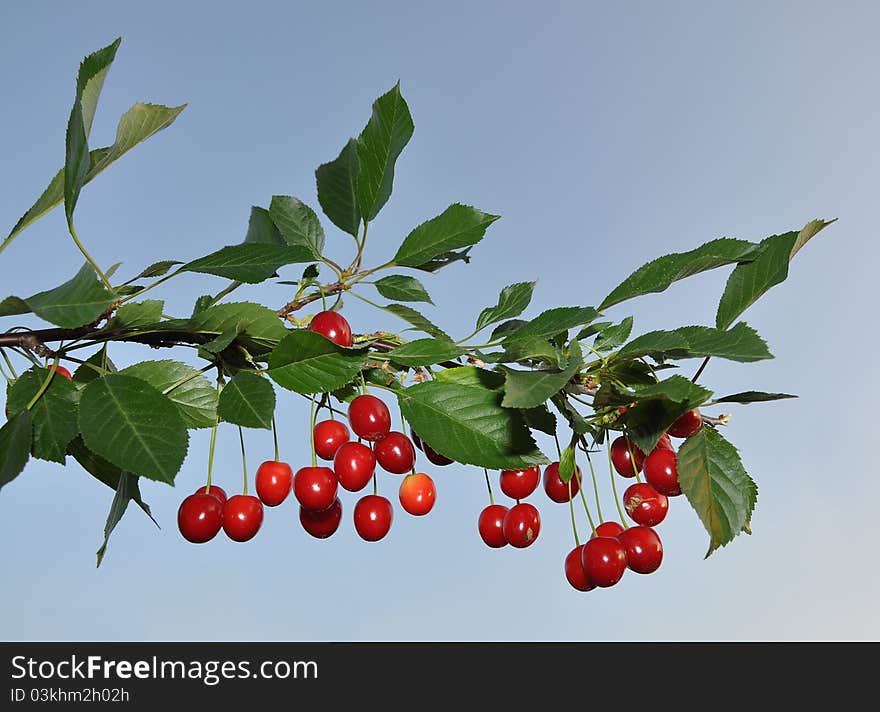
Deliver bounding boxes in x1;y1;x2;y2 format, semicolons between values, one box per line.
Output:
1;2;877;641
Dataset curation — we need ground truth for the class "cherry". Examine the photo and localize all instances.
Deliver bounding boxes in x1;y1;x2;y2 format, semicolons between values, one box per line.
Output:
478;504;509;548
592;521;625;538
299;498;343;539
644;449;682;496
313;419;350;461
255;460;293;507
398;473;436;516
580;536;627;587
618;526;663;574
222;495;264;542
610;436;645;477
49;364;73;381
565;545;595;592
499;466;540;500
502;502;541;548
193;484;227;506
177;493;224;543
668;409;702;438
543;462;581;503
410;430;455;466
654;433;673;452
348;395;391;442
308;310;353;347
353;494;393;541
333;442;376;492
623;482;669;526
375;431;416;474
293;466;338;511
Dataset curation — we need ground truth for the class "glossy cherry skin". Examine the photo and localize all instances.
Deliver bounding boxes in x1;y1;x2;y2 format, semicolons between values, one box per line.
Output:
308;310;353;347
623;482;669;526
654;433;674;452
333;442;376;492
499;466;541;500
592;521;625;539
478;504;509;548
313;420;350;461
255;460;293;507
644;449;682;496
565;545;595;591
178;493;224;543
50;364;73;381
353;494;393;541
410;429;454;466
299;498;343;539
581;536;628;587
668;409;702;438
375;431;416;474
293;466;339;511
610;436;645;477
193;484;227;506
222;495;264;542
502;502;541;548
618;526;663;574
348;395;391;441
398;473;436;516
543;462;581;503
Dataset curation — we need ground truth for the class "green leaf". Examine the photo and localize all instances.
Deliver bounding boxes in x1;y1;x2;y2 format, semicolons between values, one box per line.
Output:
621;376;713;452
501;342;583;409
268;196;326;259
73;346;116;384
558;445;576;483
490;319;528;340
244;206;283;245
182;243;313;283
316;139;361;237
520;404;557;436
108;300;164;329
475;282;536;333
189;302;288;355
617;322;773;363
593;317;634;351
397;381;547;470
435;366;505;390
600;238;761;310
96;471;157;568
126;260;182;283
0;410;33;492
411;248;472;273
716;220;832;329
373;275;433;304
481;335;558;364
387;338;463;367
393;204;500;268
382;304;450;340
356;82;414;221
218;372;275;429
120;360;217;429
0;296;31;318
78;374;189;484
4;102;186;250
268;331;366;394
25;263;116;328
6;368;80;463
677;427;757;556
713;391;797;404
503;306;599;344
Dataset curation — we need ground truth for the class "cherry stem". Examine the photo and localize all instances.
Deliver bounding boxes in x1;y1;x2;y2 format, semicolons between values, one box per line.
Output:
483;468;495;506
238;426;249;495
691;356;711;384
271;415;279;462
68;220;113;290
372;471;377;496
552;432;562;458
1;349;18;379
623;429;643;483
605;439;628;527
575;467;597;534
25;355;59;410
309;395;317;468
568;479;580;547
585;447;605;524
319;284;327;311
205;419;219;493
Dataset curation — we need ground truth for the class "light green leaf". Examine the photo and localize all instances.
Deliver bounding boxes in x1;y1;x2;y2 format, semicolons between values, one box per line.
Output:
218;372;275;429
244;206;284;245
373;275;433;304
268;331;366;394
6;368;80;463
182;243;313;283
617;322;773;363
108;300;164;329
435;366;505;390
382;303;450;340
120;360;217;429
593;317;634;351
0;296;31;318
387;338;463;367
475;281;536;333
393;203;500;268
503;306;599;343
481;335;558;364
189;302;288;355
501;342;583;409
269;196;326;259
558;445;577;483
0;410;33;492
316;139;361;237
123;260;182;285
25;263;116;328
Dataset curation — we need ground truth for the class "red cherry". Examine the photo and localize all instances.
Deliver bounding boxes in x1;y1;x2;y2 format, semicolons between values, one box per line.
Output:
644;449;682;496
178;493;224;543
222;495;264;542
353;494;393;541
610;436;645;477
333;442;376;492
502;502;541;548
410;429;454;466
49;364;73;381
193;484;227;506
623;482;669;526
293;466;338;511
255;460;293;507
313;420;350;461
375;431;416;474
478;504;509;548
308;310;353;347
618;526;663;574
348;395;391;441
543;462;581;503
668;409;702;438
565;545;595;591
592;521;625;539
580;536;627;587
299;498;343;539
398;473;436;516
499;466;540;500
654;433;674;451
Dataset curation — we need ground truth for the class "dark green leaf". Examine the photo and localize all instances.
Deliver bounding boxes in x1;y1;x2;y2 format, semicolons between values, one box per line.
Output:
411;248;472;273
218;372;275;429
182;243;313;283
501;342;583;409
393;204;500;268
503;306;599;344
68;435;122;489
0;410;32;491
386;338;463;367
521;404;557;436
373;275;433;304
316;139;361;237
25;263;116;328
481;335;558;365
0;296;31;317
73;346;116;384
126;260;182;283
617;322;773;363
576;321;612;340
382;304;450;340
268;331;366;394
714;391;797;404
475;282;536;333
593;317;634;351
621;376;713;452
268;196;326;259
189;302;288;355
435;366;505;390
6;368;80;463
120;360;217;429
244;206;283;245
96;471;157;567
490;319;528;340
108;300;164;329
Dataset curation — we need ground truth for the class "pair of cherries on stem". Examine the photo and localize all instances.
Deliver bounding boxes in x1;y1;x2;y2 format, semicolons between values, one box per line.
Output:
178;485;264;543
564;521;664;591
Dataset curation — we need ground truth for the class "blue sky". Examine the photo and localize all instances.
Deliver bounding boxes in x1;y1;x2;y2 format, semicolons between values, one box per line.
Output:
1;2;877;640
